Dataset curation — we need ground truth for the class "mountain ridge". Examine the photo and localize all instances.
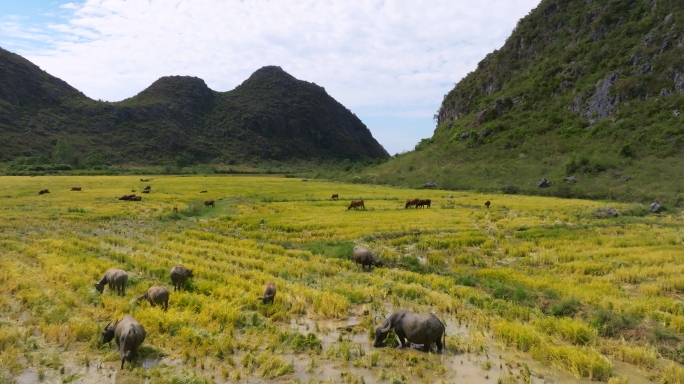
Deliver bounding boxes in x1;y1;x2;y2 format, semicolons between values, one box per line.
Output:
0;49;388;165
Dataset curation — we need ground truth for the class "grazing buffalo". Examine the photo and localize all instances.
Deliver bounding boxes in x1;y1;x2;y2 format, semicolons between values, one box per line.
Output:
131;190;137;193
258;281;277;304
374;310;446;353
204;200;215;207
141;190;150;194
417;199;431;209
144;186;151;191
39;189;50;195
353;246;382;271
331;194;339;200
172;207;178;213
140;179;149;182
71;187;82;191
137;286;169;311
200;190;208;193
95;268;128;296
170;266;194;291
119;194;140;201
405;198;420;209
348;200;365;210
130;196;142;201
101;316;146;369
485;200;491;208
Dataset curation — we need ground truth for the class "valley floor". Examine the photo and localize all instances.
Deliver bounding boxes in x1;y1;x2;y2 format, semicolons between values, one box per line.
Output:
1;176;683;383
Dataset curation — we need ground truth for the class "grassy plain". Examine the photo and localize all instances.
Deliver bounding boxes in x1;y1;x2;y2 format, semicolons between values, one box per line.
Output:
1;176;684;383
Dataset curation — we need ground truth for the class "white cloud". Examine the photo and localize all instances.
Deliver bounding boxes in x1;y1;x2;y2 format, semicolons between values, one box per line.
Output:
6;0;541;154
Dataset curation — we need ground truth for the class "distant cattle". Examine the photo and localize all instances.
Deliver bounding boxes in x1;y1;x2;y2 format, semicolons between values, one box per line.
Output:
172;207;178;213
405;198;420;209
200;190;207;193
142;190;150;194
417;199;431;209
204;200;215;207
140;179;149;182
144;186;151;191
348;200;365;210
39;189;50;195
119;194;141;201
485;200;491;208
131;190;137;193
130;196;142;201
331;194;339;200
71;187;82;191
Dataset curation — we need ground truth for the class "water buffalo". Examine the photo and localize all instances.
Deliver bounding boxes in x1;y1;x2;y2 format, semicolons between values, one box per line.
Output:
141;190;150;194
485;200;491;208
374;310;446;353
200;190;208;193
348;200;365;210
404;198;420;209
170;266;193;291
204;200;215;208
417;199;431;209
130;196;142;201
331;194;339;200
95;268;128;296
119;194;136;200
144;186;151;191
101;316;146;369
137;286;169;311
353;246;382;271
39;189;50;195
258;281;276;304
71;187;82;191
140;179;149;182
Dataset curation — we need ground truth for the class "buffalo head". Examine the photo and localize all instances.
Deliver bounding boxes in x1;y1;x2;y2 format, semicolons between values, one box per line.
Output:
100;320;118;344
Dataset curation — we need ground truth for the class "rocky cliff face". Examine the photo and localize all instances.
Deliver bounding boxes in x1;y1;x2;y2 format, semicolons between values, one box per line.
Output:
0;49;388;163
437;0;684;129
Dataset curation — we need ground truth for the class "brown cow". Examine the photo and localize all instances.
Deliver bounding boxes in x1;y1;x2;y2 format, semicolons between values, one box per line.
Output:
331;194;339;200
200;190;207;193
140;179;149;182
348;200;365;210
404;198;420;209
204;200;215;208
144;186;151;191
485;200;491;208
417;199;431;209
172;207;178;213
39;189;50;195
71;187;82;191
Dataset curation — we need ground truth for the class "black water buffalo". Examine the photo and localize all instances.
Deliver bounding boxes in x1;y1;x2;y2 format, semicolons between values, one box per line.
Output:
95;268;128;295
374;310;446;353
258;281;276;304
137;286;169;311
353;246;382;271
101;315;146;369
170;266;193;291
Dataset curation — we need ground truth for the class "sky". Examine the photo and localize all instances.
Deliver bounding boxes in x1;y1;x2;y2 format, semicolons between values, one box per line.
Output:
0;0;541;155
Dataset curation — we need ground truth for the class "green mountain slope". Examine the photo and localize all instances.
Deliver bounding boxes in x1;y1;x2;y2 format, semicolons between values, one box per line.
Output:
0;48;388;165
363;0;684;202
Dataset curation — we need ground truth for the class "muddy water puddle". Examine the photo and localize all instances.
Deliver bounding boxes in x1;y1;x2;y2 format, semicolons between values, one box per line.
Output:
12;315;658;383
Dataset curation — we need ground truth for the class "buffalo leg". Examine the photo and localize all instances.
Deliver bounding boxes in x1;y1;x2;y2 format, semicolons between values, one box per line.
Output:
396;332;407;349
435;338;443;353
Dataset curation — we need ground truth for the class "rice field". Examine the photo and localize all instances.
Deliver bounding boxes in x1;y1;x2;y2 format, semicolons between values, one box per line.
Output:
1;175;684;383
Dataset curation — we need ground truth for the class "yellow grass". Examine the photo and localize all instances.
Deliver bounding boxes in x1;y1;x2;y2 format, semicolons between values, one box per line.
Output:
1;175;684;382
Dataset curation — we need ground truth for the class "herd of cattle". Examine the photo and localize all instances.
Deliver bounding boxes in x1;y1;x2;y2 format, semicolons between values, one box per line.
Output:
94;243;446;369
31;181;488;368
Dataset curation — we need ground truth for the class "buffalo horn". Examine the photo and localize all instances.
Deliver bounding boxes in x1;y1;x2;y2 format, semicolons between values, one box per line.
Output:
378;319;392;333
